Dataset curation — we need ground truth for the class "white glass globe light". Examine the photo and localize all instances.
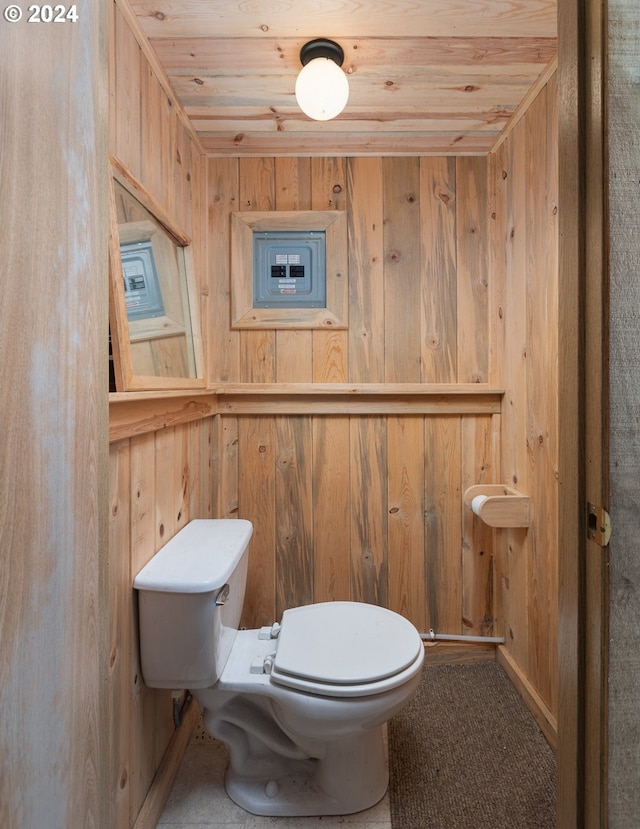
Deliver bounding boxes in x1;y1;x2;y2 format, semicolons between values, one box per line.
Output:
295;56;349;121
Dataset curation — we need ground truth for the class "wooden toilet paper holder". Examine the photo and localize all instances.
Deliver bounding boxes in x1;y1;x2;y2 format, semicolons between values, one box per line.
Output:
463;485;531;528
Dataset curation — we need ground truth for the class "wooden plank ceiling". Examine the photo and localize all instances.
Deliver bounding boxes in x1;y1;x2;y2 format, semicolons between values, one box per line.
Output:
129;0;557;157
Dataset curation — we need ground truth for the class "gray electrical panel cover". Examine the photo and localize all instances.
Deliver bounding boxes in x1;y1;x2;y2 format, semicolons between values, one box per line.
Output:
253;230;326;308
120;241;165;321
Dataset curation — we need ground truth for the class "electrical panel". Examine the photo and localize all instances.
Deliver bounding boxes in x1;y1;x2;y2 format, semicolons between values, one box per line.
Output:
120;241;165;321
253;230;326;308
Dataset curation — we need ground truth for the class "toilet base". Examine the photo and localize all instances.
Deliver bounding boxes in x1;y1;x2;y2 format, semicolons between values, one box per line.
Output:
192;628;417;817
224;728;388;817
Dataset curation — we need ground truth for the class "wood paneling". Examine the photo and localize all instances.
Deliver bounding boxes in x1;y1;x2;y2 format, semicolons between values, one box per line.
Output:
229;413;499;633
311;158;349;383
206;157;239;384
424;416;464;631
237;417;276;626
383;157;422;382
109;442;133;829
208;156;495;386
108;3;208;825
275;417;314;617
456;157;490;383
494;120;531;668
113;2;142;178
461;415;499;634
312;416;351;603
0;5;108;827
387;416;427;628
491;77;559;716
420;156;458;382
128;1;557;157
133;1;557;39
347;158;386;382
350;416;389;607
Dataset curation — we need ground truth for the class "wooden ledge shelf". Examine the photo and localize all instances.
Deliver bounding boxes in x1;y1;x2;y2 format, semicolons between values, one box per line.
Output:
215;383;504;415
109;389;214;403
215;383;501;395
464;485;531;528
109;385;504;442
109;390;217;443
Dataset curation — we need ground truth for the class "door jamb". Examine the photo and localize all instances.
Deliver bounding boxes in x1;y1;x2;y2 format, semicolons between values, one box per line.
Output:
557;0;608;825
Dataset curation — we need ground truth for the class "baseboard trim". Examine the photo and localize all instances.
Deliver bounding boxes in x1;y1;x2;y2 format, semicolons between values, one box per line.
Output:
422;640;497;665
496;645;558;751
133;695;200;829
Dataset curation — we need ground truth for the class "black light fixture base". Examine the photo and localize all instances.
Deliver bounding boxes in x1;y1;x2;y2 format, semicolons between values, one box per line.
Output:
300;38;344;68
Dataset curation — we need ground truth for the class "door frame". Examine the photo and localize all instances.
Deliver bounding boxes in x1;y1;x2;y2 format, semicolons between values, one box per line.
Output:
557;0;609;825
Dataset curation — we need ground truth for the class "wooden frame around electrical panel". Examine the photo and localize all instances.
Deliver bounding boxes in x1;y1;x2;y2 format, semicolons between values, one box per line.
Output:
230;210;348;329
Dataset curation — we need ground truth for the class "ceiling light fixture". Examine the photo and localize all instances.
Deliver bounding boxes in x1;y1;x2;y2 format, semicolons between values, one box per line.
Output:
295;38;349;122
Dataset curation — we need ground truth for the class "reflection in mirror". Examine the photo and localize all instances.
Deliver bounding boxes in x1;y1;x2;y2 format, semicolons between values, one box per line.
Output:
109;163;203;391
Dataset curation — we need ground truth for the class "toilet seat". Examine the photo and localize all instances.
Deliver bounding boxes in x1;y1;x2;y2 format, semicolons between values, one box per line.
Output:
270;602;424;698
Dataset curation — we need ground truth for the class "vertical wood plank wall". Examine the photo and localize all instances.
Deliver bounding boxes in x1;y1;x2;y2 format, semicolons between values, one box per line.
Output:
1;5;108;829
108;6;559;819
108;2;209;826
207;155;499;636
492;76;559;719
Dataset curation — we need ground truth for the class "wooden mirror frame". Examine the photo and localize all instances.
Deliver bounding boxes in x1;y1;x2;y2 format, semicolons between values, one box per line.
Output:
108;156;204;391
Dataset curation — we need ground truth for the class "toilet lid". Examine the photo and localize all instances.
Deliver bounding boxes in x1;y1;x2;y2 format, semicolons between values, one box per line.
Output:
271;602;422;689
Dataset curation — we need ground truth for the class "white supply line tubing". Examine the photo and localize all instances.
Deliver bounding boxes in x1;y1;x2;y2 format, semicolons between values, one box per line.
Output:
420;629;505;644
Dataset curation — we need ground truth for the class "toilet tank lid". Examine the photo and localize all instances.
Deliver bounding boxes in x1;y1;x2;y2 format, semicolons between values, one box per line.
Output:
133;519;253;593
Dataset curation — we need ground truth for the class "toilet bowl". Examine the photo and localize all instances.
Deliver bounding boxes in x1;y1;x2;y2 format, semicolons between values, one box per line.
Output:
134;519;424;817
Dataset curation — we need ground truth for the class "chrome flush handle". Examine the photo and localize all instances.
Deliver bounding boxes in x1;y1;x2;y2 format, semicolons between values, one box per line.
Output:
215;583;230;606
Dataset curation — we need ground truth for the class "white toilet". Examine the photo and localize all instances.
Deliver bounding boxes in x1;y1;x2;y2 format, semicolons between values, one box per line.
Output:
134;519;424;817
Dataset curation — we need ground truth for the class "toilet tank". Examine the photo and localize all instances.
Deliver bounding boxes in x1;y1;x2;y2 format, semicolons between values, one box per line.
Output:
133;519;253;689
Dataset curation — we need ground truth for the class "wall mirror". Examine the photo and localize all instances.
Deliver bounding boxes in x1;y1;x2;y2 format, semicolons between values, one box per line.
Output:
108;158;204;391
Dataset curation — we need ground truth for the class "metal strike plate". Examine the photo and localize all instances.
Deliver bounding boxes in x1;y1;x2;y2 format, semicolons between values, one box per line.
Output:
587;503;611;547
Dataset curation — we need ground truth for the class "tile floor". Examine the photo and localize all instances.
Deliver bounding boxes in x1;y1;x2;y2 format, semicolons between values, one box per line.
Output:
158;721;392;829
